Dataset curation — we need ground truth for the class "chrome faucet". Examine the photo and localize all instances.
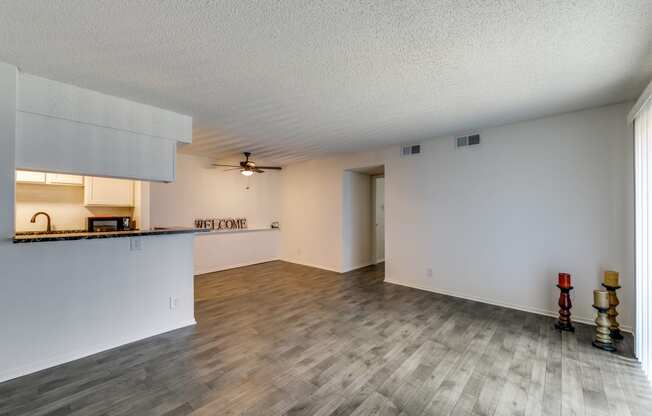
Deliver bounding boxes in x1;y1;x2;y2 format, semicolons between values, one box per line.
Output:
30;211;52;233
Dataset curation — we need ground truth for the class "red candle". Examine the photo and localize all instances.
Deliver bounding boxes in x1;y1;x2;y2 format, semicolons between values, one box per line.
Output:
558;273;571;288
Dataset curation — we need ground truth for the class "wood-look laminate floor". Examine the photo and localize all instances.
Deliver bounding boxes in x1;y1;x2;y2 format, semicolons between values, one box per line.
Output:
2;261;652;416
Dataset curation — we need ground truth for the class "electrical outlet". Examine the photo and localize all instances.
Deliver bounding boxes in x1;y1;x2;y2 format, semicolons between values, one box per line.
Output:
426;268;433;278
297;248;302;256
169;296;179;310
130;237;142;251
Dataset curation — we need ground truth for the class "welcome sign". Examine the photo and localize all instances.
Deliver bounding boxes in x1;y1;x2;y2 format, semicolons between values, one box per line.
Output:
195;218;247;230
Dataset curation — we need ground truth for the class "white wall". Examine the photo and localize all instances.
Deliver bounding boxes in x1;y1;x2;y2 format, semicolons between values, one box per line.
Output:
15;183;132;231
0;63;16;241
341;171;373;272
150;153;282;273
388;103;634;330
280;150;386;272
133;180;151;230
194;230;281;275
280;103;634;330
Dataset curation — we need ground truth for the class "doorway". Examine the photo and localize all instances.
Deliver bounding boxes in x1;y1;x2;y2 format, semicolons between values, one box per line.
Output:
372;175;385;263
341;165;385;272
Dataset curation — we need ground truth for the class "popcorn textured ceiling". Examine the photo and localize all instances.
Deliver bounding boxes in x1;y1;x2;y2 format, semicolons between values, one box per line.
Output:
1;1;651;164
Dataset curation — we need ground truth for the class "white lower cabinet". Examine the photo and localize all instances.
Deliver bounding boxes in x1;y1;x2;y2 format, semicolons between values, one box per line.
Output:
83;177;135;207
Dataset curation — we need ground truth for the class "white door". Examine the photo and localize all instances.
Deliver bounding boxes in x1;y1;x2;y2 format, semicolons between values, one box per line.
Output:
374;177;385;263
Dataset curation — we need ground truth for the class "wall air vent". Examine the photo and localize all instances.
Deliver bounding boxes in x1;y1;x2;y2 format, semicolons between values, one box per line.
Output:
401;144;421;156
456;134;480;148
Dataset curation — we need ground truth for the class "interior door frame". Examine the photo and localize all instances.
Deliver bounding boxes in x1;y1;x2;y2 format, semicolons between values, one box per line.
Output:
371;174;385;264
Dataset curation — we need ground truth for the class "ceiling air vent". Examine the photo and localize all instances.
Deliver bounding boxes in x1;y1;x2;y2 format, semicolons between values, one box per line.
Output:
401;144;421;156
456;134;480;148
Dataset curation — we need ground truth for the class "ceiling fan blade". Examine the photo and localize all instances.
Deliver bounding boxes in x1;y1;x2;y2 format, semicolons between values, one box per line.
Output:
256;166;282;170
255;169;265;173
223;167;242;171
212;164;241;168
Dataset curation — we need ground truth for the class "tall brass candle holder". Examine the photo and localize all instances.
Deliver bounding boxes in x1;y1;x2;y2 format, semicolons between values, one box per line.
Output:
592;290;616;352
602;271;623;341
601;283;623;341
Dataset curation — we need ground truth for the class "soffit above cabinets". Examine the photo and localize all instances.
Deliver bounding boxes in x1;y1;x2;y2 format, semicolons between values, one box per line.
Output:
14;73;192;182
17;74;192;143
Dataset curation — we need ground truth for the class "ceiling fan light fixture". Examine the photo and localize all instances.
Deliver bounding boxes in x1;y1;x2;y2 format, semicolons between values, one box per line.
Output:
241;169;254;176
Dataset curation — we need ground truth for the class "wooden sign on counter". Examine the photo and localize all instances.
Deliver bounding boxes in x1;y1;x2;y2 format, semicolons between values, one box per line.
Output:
195;218;247;231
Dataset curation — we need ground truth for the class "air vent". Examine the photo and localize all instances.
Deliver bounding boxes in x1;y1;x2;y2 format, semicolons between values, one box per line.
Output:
401;144;421;156
456;134;480;148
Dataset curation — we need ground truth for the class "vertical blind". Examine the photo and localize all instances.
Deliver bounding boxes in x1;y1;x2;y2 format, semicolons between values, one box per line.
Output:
635;93;652;379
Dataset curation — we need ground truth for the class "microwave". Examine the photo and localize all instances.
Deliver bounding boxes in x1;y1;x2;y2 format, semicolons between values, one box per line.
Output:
88;216;132;232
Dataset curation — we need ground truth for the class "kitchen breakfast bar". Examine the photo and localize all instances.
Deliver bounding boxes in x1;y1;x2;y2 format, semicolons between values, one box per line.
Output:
13;227;206;243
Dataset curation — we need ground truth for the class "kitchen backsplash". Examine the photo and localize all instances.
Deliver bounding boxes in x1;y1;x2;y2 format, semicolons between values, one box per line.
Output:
15;183;133;232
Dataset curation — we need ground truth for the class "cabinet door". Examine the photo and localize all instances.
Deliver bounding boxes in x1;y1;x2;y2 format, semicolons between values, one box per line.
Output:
84;177;135;207
45;173;84;186
16;170;46;184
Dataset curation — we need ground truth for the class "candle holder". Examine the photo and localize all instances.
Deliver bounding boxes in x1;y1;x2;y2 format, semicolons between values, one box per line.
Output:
592;304;616;352
602;283;623;341
554;284;574;332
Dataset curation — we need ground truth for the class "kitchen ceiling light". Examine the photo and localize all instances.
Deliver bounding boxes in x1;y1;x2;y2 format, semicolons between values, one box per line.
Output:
241;170;254;176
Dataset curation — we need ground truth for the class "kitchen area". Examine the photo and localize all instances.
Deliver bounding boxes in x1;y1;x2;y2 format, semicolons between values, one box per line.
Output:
15;170;141;237
12;169;203;244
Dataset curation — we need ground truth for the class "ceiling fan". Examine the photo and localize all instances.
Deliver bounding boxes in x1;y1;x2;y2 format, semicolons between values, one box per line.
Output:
212;152;282;176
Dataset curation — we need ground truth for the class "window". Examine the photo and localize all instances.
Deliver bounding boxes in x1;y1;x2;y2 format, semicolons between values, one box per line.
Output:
634;86;652;379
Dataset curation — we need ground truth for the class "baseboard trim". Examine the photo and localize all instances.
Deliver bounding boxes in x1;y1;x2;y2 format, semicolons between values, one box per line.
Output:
195;258;280;275
341;261;375;273
279;258;341;273
384;279;633;333
0;320;197;384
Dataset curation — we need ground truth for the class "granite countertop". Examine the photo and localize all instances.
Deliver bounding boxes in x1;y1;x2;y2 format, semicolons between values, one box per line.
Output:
13;227;209;243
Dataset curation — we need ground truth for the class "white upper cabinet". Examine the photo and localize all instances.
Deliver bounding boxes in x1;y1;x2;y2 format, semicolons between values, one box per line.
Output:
45;173;83;186
84;177;135;207
16;170;46;184
16;170;83;186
